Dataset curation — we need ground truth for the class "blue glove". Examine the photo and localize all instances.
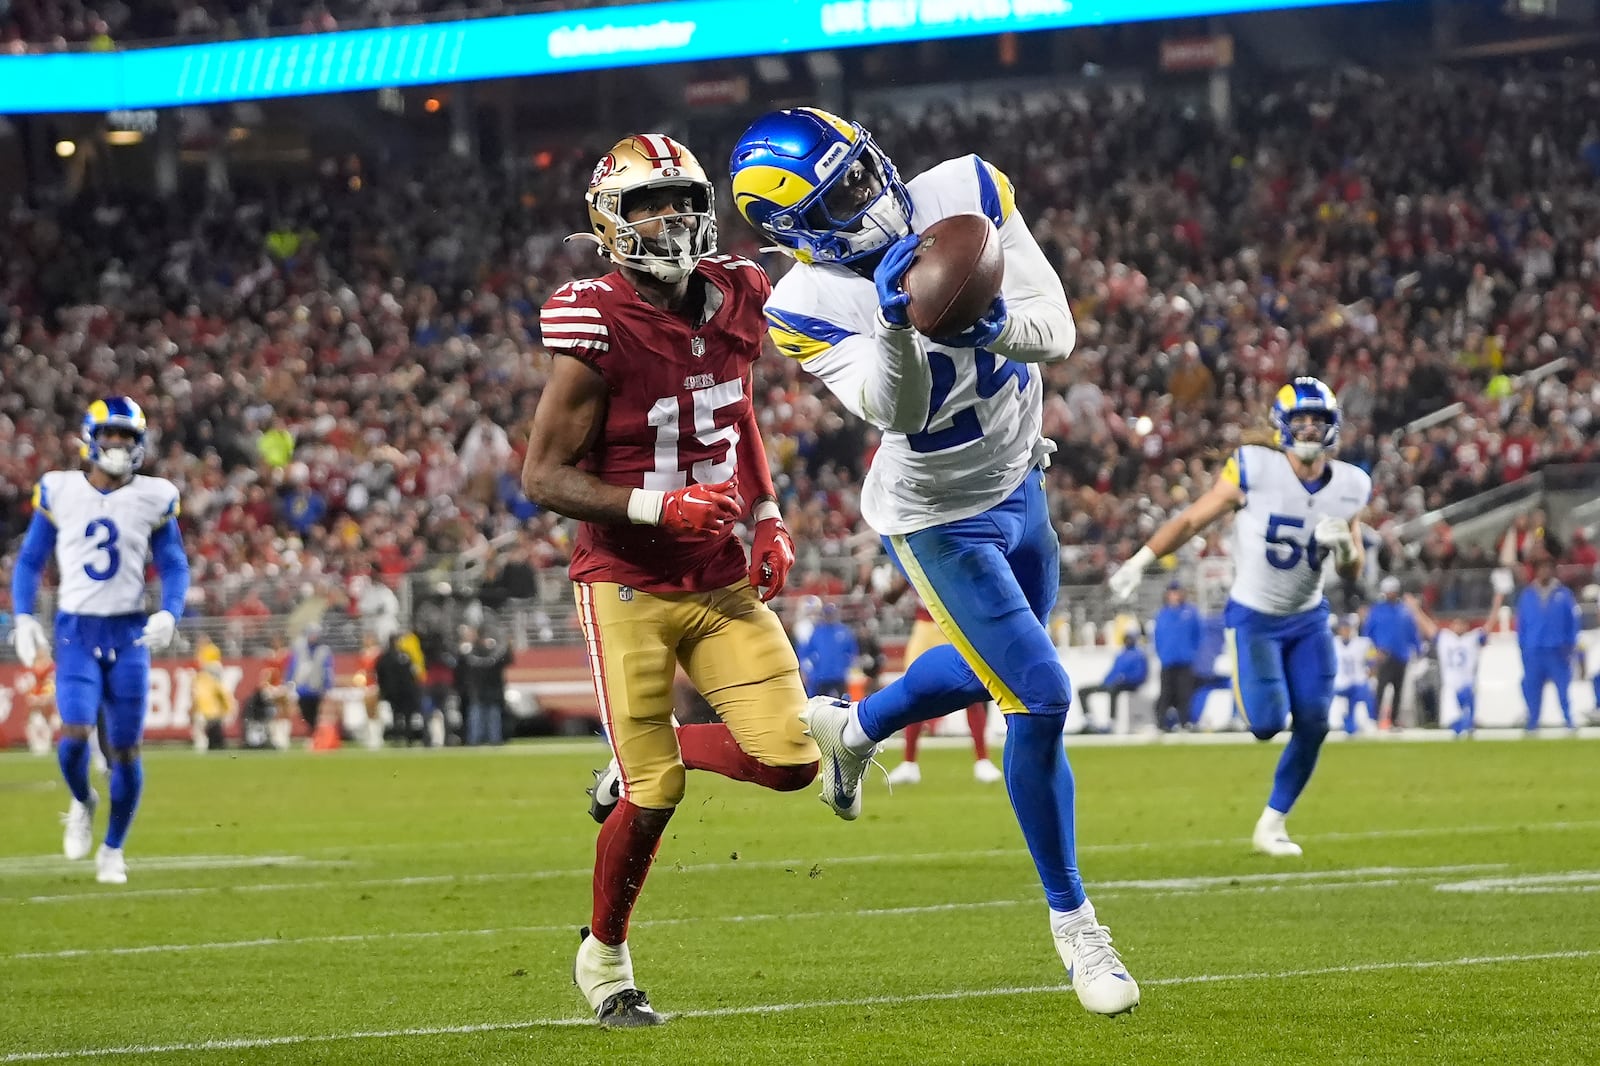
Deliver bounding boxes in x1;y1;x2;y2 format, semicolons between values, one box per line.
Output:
872;234;921;329
932;295;1008;349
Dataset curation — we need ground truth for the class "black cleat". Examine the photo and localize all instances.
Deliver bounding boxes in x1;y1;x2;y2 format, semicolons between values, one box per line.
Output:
596;988;664;1028
586;763;621;825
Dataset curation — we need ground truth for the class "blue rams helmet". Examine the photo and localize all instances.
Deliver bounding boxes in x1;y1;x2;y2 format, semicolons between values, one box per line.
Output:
81;396;147;476
729;107;912;266
1271;377;1340;460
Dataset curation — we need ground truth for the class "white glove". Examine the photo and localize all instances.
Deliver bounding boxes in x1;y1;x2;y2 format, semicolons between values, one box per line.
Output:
1315;518;1356;566
10;614;47;668
137;610;177;650
1108;546;1155;602
1491;568;1516;596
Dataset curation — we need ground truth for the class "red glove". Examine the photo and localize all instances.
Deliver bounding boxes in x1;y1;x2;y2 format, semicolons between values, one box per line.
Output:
749;514;795;602
660;480;740;536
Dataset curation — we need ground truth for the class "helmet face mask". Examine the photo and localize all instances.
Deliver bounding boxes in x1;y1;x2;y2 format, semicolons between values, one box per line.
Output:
585;135;717;284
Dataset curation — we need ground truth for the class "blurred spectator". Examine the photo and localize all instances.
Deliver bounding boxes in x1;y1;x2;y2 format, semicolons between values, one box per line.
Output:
460;627;510;746
1152;581;1201;732
1364;577;1422;729
376;631;425;747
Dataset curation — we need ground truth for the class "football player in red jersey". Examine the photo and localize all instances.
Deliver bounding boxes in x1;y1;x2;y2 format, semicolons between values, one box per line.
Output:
521;134;820;1028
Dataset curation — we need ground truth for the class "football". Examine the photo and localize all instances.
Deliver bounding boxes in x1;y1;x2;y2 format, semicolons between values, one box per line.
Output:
902;213;1005;339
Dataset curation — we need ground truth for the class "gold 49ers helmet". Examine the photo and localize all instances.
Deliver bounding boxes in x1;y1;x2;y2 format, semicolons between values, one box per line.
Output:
582;133;717;284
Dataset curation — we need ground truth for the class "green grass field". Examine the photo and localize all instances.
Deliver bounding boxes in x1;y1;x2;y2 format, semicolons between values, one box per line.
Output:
2;735;1598;1065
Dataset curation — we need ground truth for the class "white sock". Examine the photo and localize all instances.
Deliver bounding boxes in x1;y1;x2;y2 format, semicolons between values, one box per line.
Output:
1050;900;1097;936
1258;806;1287;832
841;706;876;754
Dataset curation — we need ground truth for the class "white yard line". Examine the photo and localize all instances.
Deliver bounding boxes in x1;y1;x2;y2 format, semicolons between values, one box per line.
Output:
0;855;340;878
2;949;1593;1062
16;816;1592;905
4;864;1502;962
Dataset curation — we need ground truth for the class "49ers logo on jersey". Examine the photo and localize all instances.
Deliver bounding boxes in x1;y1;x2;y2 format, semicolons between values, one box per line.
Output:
590;154;617;188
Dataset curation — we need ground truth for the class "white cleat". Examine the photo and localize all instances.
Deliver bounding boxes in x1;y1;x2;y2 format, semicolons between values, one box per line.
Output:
973;757;1003;784
586;759;622;825
62;790;98;861
573;927;663;1027
1253;810;1303;858
886;760;922;786
95;844;127;885
1054;918;1140;1016
800;696;878;820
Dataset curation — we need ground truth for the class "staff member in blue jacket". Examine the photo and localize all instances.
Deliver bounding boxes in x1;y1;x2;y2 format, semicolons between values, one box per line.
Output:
1363;576;1420;729
1077;633;1149;733
1517;553;1579;732
798;603;858;700
1153;581;1202;732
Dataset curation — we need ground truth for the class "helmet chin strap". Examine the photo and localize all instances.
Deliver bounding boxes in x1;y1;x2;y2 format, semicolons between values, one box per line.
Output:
1290;441;1325;462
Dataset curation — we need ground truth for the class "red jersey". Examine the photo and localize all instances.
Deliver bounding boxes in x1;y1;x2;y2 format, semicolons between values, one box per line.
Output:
540;256;770;593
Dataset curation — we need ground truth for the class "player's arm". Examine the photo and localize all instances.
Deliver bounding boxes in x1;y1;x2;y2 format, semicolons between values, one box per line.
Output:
521;355;739;533
9;507;57;617
766;308;931;435
150;514;190;619
1401;593;1439;641
734;368;795;601
988;187;1076;364
1109;463;1244;600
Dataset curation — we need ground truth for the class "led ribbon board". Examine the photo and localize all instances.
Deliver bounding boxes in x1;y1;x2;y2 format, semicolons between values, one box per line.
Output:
0;0;1390;113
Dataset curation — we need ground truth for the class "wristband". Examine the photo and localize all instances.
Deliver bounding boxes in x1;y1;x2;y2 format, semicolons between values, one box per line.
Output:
627;488;665;525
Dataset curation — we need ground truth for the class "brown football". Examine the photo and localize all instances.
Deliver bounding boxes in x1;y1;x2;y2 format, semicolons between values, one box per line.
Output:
902;213;1004;340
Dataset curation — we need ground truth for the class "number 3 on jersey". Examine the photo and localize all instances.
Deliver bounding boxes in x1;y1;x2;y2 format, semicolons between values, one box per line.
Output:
1264;514;1322;571
84;517;121;581
645;380;742;490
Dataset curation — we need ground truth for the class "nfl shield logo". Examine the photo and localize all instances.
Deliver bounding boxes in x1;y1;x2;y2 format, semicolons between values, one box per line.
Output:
619;587;634;602
691;337;706;358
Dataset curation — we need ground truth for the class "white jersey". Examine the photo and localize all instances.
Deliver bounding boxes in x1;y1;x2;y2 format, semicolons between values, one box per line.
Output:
1225;445;1372;616
765;155;1071;535
1334;635;1373;690
34;470;181;616
1435;628;1485;691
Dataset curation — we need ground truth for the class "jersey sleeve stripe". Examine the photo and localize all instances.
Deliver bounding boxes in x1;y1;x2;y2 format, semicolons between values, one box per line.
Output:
541;322;609;337
765;307;856;362
540;307;603;319
546;337;610;352
973;157;1016;226
31;482;53;523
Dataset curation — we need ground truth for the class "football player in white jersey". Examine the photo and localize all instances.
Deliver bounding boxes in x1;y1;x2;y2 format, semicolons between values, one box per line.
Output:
731;108;1138;1016
1403;578;1507;737
9;398;189;884
1111;378;1371;857
1332;615;1377;735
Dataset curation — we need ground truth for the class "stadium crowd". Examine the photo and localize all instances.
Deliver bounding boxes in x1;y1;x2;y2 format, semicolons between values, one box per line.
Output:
0;0;603;50
2;64;1599;638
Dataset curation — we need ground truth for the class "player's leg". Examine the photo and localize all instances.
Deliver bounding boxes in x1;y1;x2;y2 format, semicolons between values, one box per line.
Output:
888;619;945;785
97;638;152;885
1259;618;1336;857
1226;615;1300;856
676;584;819;794
52;634;101;861
1455;686;1477;735
570;582;685;1027
897;477;1137;1015
1337;688;1357;735
968;703;999;781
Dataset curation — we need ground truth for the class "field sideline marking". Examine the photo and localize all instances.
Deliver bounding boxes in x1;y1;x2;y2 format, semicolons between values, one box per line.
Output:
1;948;1594;1062
2;864;1503;962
